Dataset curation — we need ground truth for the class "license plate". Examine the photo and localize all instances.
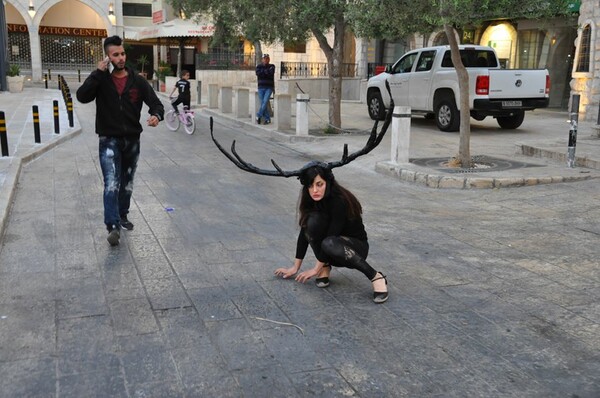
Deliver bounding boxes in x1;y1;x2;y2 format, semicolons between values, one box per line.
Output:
502;100;522;108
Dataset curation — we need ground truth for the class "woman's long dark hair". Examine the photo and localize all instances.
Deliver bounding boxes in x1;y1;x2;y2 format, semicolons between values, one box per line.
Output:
297;166;362;227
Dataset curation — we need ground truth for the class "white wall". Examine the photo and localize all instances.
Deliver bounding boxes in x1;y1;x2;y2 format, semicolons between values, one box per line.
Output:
193;70;362;103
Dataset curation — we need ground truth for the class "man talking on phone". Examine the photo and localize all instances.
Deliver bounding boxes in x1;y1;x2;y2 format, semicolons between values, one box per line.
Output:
77;35;164;246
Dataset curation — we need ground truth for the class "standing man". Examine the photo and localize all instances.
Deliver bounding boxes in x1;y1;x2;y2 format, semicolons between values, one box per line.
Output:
255;53;275;125
76;35;164;246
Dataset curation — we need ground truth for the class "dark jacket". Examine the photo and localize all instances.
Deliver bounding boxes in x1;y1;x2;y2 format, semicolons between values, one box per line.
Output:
295;195;368;261
255;63;275;89
76;67;164;137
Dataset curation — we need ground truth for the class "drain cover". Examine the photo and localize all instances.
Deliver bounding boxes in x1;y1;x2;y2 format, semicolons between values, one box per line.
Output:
411;156;544;174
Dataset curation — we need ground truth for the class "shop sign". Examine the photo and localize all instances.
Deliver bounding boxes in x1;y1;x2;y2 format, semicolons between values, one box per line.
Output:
7;23;107;37
153;10;165;24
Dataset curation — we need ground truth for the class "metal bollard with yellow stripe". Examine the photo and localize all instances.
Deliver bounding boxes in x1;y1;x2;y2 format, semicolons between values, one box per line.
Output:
53;100;60;134
0;111;9;157
67;97;74;127
32;105;41;143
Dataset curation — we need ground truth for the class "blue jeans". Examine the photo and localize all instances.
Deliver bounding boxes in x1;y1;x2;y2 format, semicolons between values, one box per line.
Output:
257;87;273;122
99;136;140;229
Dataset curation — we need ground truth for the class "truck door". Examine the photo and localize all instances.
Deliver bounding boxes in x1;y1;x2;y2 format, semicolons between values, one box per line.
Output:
409;50;437;111
388;52;418;106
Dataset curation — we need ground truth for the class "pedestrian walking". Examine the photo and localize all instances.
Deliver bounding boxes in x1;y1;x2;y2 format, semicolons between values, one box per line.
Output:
76;35;164;246
255;53;275;124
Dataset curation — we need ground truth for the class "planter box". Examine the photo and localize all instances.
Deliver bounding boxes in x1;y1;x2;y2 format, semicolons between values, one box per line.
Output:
7;75;24;93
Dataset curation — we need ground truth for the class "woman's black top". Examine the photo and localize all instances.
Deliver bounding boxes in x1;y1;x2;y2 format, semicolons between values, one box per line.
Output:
295;195;367;262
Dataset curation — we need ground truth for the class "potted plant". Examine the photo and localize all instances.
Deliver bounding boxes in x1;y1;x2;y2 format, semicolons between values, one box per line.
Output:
137;54;149;79
7;64;24;93
154;61;172;92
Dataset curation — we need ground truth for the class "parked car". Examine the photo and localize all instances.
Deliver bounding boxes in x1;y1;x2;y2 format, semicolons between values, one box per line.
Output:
367;45;550;131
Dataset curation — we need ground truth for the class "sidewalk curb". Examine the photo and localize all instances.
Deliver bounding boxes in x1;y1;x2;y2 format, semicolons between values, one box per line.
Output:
0;158;22;242
519;143;600;169
0;126;81;240
375;160;600;189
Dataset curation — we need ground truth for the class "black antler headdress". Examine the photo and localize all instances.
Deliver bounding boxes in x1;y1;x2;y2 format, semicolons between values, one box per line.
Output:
210;81;394;178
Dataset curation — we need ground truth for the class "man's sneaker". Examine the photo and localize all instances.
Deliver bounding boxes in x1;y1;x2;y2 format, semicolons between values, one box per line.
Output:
120;216;134;230
264;119;271;125
255;117;261;124
107;225;120;246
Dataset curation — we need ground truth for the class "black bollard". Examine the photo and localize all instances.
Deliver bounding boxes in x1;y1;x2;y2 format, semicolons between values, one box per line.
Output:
44;73;48;89
0;111;8;156
58;75;61;90
53;100;60;134
78;69;81;82
48;69;51;81
67;97;74;127
567;94;580;168
32;106;41;143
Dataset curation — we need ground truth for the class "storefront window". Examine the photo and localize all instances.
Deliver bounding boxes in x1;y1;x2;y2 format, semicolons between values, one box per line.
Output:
40;35;102;70
8;32;31;70
575;24;591;72
516;30;545;69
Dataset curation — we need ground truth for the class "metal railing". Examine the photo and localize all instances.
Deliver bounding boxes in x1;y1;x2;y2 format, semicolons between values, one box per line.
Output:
280;62;357;78
196;53;256;70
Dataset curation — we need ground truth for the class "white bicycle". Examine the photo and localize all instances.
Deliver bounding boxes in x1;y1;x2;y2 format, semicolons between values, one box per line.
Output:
165;100;195;135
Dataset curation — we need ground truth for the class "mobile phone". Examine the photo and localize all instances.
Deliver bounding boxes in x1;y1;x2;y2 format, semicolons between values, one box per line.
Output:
105;57;114;73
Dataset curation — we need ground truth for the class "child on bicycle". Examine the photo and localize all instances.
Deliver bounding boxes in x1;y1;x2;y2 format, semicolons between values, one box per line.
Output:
169;70;191;114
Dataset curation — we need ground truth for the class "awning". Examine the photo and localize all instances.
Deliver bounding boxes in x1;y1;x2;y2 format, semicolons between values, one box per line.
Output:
135;19;215;41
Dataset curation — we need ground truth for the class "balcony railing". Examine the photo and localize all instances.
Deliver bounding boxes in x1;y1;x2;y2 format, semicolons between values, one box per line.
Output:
280;62;357;78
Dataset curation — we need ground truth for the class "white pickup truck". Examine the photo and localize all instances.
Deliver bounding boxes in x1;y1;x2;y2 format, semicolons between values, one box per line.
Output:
366;45;550;131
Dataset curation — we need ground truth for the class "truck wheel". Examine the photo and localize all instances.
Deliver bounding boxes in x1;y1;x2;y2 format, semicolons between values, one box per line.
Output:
435;98;460;132
367;90;386;121
496;111;525;129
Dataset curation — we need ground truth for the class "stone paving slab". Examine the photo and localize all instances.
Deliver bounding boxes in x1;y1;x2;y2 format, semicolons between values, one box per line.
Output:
0;86;598;397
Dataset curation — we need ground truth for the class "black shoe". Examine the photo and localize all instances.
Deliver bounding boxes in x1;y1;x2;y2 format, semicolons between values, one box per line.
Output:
255;117;261;124
264;119;271;125
107;225;120;246
120;216;134;230
371;273;388;304
315;265;331;288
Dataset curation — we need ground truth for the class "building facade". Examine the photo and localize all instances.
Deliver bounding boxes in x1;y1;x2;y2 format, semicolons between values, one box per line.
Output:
366;13;579;110
3;0;598;119
5;0;119;81
571;0;600;122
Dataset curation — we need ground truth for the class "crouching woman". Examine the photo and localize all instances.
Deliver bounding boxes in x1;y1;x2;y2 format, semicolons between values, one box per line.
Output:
274;163;388;303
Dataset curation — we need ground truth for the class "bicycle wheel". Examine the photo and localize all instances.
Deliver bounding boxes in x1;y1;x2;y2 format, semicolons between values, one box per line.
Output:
165;110;180;131
183;113;195;135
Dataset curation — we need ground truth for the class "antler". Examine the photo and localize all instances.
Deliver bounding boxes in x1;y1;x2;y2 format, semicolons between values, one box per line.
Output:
210;80;395;177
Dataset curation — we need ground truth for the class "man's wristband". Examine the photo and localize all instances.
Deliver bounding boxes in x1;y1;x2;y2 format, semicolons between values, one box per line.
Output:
153;114;163;121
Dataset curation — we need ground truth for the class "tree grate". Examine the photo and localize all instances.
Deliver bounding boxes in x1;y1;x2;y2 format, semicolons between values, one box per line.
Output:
411;156;544;174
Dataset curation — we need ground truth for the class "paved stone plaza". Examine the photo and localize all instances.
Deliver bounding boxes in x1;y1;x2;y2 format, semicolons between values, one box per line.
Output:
0;87;598;397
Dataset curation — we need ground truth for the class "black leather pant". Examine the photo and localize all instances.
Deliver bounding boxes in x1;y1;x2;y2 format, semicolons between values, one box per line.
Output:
305;212;377;280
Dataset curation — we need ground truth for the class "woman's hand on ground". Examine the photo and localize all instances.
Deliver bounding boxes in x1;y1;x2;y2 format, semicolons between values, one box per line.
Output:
274;267;297;279
295;268;319;283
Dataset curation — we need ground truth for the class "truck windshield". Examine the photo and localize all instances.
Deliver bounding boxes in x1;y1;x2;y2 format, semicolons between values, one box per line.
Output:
441;50;498;68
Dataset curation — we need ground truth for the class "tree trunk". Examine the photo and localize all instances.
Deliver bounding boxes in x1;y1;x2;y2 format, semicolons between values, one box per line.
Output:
312;14;345;131
444;24;471;167
253;41;262;65
177;38;184;79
